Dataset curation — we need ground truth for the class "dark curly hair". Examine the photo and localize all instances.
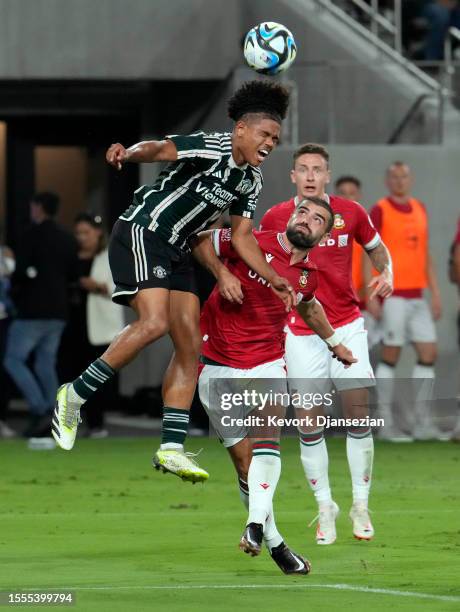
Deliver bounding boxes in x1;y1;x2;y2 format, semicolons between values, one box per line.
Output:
227;80;290;124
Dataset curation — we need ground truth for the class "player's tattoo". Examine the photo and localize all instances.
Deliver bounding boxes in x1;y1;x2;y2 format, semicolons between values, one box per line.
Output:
367;242;391;274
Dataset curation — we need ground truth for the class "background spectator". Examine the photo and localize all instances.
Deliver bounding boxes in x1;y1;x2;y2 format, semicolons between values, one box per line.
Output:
0;232;16;438
58;213;124;437
371;162;442;440
3;192;79;437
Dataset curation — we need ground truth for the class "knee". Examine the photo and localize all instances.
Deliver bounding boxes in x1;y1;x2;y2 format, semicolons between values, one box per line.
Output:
139;318;169;343
416;343;437;365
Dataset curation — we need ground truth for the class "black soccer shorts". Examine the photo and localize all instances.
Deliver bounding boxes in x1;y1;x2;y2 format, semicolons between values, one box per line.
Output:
109;219;198;306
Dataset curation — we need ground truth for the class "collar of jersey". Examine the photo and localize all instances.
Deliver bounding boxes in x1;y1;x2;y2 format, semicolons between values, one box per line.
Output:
277;232;310;264
228;154;248;170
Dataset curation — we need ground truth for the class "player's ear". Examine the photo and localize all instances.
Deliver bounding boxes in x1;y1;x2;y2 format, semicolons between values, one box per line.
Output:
325;169;331;185
235;120;246;138
290;169;296;184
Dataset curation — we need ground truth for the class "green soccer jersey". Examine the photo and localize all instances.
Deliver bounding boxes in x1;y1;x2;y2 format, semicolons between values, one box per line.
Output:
120;131;263;251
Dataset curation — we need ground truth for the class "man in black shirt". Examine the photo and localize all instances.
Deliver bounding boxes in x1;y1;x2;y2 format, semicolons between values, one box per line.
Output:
4;192;78;437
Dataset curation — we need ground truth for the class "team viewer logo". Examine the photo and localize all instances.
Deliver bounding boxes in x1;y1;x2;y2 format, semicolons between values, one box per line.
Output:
299;270;309;287
333;213;345;229
153;266;167;279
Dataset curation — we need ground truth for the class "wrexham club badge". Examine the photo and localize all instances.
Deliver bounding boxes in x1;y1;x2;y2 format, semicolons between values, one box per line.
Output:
299;269;309;288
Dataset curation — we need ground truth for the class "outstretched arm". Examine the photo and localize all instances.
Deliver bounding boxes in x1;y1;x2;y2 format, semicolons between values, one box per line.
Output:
297;299;357;367
106;139;178;170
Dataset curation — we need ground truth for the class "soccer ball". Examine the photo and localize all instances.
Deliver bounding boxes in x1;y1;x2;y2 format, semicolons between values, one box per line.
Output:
243;22;297;75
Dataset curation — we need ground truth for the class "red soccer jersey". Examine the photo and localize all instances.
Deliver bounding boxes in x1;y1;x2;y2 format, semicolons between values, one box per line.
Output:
200;229;317;368
260;195;379;335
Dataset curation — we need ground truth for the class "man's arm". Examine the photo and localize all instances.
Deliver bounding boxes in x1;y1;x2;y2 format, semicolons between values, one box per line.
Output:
366;242;393;300
106;140;178;169
191;231;243;304
297;299;357;367
230;215;296;311
426;251;442;320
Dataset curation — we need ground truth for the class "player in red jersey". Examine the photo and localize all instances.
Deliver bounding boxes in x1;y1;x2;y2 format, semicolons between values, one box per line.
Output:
260;143;393;544
193;197;356;574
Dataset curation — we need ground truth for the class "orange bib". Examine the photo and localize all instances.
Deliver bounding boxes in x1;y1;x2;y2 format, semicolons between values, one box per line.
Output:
376;197;428;290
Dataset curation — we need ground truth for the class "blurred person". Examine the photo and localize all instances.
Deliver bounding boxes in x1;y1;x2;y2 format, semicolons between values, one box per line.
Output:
0;237;16;438
52;80;296;485
260;144;393;545
335;176;382;351
194;198;354;570
4;192;78;437
421;0;460;60
371;162;442;440
59;213;124;438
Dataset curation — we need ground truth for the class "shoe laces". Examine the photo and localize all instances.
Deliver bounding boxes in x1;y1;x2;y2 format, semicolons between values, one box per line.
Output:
64;404;81;429
183;448;203;467
308;504;336;529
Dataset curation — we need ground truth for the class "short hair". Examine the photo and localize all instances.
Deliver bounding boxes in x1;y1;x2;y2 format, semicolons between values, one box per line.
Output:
335;175;361;190
227;80;290;124
386;160;410;174
293;143;329;167
74;212;106;253
31;192;60;217
297;196;334;233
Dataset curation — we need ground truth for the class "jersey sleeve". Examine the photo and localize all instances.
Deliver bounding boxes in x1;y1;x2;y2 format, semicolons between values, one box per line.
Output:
369;204;383;233
353;202;381;250
165;132;222;161
229;172;263;220
211;228;238;260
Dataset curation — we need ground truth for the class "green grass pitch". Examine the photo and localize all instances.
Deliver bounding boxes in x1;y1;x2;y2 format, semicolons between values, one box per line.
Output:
0;437;459;611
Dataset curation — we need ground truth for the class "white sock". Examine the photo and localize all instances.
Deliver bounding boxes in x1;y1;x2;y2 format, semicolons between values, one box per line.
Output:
68;384;86;406
375;362;396;427
238;478;283;550
346;428;374;506
247;441;281;526
160;443;183;451
412;363;435;430
299;429;332;508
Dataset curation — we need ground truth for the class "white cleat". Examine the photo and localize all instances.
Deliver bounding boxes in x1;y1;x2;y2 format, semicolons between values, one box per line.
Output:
51;384;82;451
309;501;340;545
153;449;209;483
350;503;374;540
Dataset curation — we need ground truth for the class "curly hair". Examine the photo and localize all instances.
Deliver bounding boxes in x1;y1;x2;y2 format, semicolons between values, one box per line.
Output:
227;80;290;123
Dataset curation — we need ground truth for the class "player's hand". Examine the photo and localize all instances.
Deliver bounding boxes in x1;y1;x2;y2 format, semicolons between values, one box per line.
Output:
270;275;297;312
431;292;442;321
106;143;128;170
217;268;244;304
365;297;382;321
330;343;358;369
368;268;393;300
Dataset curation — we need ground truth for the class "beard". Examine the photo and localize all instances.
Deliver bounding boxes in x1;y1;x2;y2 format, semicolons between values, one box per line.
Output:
286;226;318;249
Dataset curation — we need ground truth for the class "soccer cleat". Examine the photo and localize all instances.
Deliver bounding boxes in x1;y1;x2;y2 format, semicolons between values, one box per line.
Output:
239;522;263;556
152;449;209;483
51;384;82;451
309;501;340;545
349;503;374;540
270;541;311;575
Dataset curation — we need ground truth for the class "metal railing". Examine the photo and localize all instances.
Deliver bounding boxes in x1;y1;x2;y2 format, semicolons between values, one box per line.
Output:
444;27;460;93
314;0;441;92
